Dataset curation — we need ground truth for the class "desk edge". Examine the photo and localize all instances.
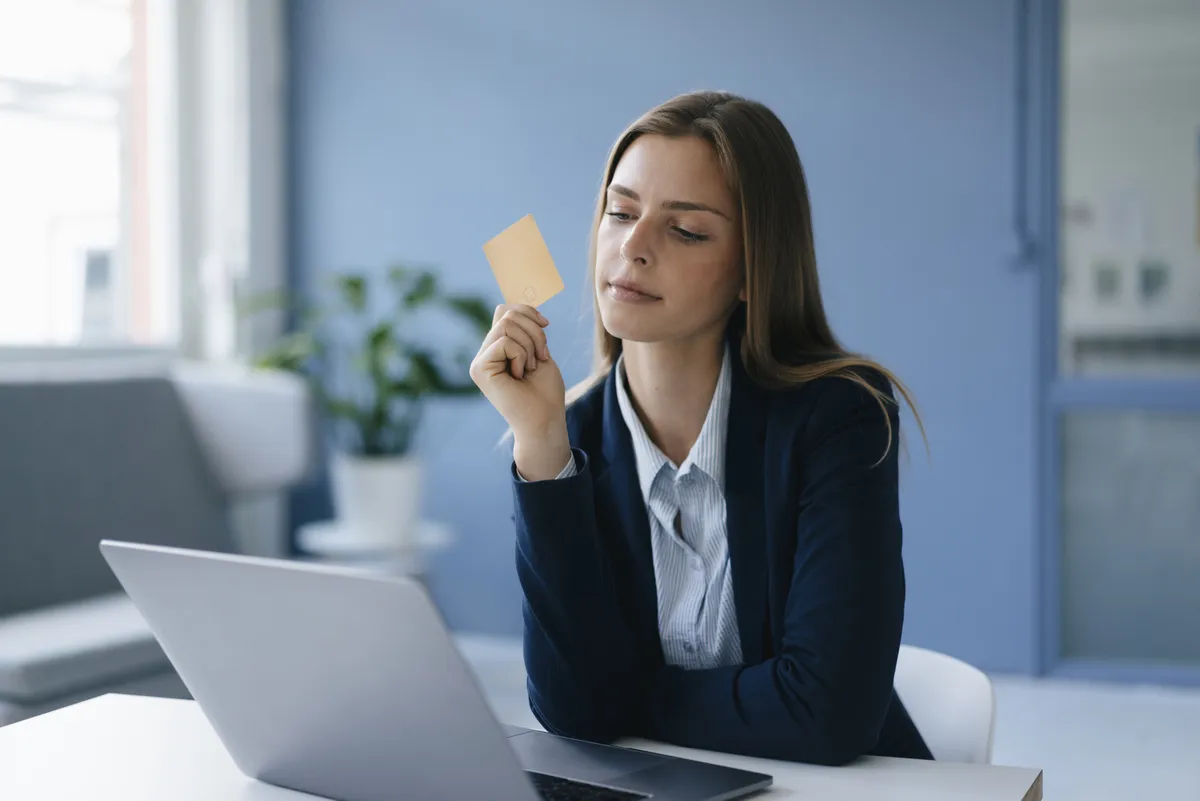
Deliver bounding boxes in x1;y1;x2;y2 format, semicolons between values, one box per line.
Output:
1021;769;1043;801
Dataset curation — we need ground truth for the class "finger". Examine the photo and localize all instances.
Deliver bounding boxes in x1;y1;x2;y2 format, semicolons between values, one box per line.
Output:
499;309;549;361
480;335;527;380
493;303;548;328
484;309;548;364
481;314;543;371
512;303;549;327
499;319;538;373
481;313;529;351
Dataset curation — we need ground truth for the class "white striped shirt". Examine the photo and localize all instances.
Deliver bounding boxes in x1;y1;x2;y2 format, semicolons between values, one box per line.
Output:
534;346;742;670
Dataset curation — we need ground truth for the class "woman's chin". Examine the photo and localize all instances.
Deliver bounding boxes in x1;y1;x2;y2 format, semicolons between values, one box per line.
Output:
598;305;667;344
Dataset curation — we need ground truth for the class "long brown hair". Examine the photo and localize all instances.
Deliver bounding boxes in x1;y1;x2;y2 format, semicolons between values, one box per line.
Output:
570;90;925;459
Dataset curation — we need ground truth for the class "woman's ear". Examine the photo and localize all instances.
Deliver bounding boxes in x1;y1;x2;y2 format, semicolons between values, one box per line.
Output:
738;285;747;302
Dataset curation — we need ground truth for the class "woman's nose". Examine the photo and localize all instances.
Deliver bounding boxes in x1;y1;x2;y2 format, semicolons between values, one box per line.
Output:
620;222;652;266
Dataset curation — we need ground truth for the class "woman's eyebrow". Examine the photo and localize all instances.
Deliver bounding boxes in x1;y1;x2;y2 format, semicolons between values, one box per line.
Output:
608;184;731;220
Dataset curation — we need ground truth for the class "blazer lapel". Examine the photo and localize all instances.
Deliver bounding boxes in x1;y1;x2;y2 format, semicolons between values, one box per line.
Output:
595;368;661;660
591;344;769;666
725;348;770;664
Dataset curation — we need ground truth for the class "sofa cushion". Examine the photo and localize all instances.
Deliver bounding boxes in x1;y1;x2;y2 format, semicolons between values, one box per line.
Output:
0;593;169;703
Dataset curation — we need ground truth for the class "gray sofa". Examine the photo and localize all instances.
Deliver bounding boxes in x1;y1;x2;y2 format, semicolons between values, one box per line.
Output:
0;356;311;725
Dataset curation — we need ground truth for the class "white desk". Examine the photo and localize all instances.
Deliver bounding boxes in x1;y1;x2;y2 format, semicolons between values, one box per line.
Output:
0;694;1042;801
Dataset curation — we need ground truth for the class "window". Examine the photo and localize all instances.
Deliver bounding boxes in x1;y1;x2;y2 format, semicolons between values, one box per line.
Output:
1058;0;1200;376
0;0;177;346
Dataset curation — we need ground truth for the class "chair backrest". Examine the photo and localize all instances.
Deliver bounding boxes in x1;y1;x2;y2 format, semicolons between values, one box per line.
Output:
0;370;236;618
894;644;996;764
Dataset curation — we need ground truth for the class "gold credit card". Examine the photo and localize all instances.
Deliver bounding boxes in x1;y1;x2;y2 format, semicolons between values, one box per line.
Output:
482;214;564;307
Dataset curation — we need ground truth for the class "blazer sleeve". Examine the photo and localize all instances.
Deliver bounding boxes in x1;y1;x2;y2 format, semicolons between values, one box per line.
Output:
642;379;907;765
513;449;645;743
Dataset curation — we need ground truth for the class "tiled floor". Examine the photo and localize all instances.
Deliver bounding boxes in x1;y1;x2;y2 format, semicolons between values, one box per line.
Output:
456;635;1200;801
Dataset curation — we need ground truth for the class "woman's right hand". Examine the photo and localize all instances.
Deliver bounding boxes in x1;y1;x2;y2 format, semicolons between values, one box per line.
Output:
470;304;568;455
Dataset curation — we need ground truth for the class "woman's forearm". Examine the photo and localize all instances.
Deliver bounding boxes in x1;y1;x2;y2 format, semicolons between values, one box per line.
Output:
512;452;645;741
513;423;572;482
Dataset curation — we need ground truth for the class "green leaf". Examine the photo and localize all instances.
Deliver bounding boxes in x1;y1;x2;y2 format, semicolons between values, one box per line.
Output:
367;321;393;350
254;330;317;372
366;322;395;366
336;273;368;312
392;350;480;400
404;271;438;308
236;289;326;329
443;294;493;335
409;350;442;391
323;397;365;423
365;322;397;403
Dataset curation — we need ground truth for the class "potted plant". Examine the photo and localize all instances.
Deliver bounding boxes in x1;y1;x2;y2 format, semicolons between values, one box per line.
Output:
243;265;492;552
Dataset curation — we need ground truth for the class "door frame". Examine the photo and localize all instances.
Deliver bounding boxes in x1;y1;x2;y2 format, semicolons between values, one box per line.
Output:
1036;0;1200;685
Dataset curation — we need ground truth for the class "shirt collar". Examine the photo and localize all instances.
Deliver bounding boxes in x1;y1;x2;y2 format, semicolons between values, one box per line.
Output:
613;344;732;503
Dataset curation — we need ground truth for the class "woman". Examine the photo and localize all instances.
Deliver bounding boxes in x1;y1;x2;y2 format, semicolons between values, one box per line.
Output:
470;90;933;766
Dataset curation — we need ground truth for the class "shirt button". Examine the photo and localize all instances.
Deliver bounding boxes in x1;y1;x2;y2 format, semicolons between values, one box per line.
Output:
684;642;695;653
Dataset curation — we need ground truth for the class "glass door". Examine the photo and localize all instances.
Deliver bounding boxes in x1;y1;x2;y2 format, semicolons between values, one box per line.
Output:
1051;0;1200;678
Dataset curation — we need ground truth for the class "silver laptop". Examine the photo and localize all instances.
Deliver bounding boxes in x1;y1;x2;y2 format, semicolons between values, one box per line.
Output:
99;540;772;801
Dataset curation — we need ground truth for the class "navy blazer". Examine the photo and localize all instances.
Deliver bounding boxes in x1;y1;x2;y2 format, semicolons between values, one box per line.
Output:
512;338;933;766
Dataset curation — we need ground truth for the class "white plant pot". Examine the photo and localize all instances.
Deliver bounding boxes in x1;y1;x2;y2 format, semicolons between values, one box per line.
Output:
329;452;422;551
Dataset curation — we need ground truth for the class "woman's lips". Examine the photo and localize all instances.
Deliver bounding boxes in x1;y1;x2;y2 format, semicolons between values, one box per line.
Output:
606;280;661;303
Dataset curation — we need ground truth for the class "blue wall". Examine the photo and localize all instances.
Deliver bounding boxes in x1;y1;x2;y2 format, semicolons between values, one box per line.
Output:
287;0;1042;673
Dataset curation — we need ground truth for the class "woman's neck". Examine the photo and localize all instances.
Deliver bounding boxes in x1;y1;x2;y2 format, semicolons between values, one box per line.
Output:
621;334;725;467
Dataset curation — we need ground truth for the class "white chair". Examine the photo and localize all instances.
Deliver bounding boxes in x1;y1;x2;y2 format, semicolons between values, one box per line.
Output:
893;644;996;764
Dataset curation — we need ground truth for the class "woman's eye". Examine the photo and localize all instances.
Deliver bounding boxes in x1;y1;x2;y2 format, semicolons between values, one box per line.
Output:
605;211;633;222
673;226;709;243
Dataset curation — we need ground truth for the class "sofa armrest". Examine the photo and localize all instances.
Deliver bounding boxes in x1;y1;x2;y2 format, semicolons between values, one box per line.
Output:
0;594;169;703
170;362;314;495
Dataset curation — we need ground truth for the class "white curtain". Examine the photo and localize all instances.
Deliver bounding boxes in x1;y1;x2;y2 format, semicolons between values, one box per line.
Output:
174;0;290;555
175;0;286;365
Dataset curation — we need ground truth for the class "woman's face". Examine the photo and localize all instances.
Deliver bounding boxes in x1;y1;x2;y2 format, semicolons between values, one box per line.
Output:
595;134;743;345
